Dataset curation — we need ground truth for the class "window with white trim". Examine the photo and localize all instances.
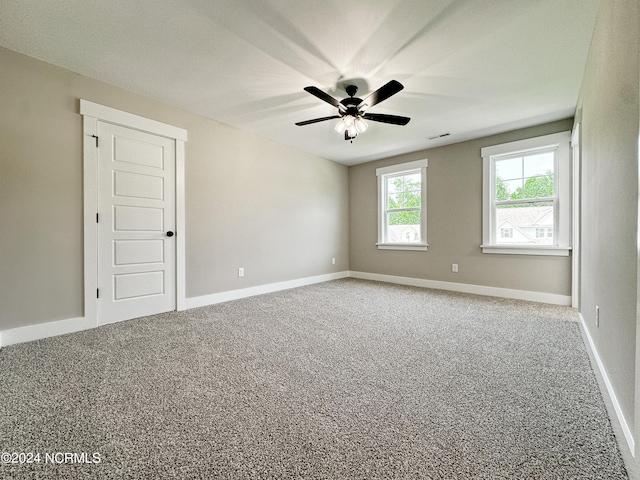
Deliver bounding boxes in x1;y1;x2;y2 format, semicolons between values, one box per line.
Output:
481;132;571;256
376;159;428;251
535;227;553;238
501;228;513;238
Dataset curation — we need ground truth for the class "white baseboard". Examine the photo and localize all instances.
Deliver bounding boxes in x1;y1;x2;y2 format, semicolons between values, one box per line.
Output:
349;271;572;305
184;271;350;310
578;313;635;457
0;270;568;348
0;272;350;348
0;316;94;348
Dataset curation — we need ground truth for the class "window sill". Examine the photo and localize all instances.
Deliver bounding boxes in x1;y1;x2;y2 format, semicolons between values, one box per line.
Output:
481;245;571;256
377;243;428;251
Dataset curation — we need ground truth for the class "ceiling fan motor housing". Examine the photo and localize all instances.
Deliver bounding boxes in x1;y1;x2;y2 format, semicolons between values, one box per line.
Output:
340;101;362;117
340;85;362;117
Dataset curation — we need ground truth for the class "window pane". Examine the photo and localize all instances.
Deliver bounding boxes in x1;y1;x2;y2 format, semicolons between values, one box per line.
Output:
520;173;554;200
495;203;554;245
404;173;421;191
523;151;554;177
496;178;522;200
387;193;401;209
495;157;522;181
387;210;421;243
495;152;555;201
388;210;420;225
387;173;421;210
402;191;421;208
387;176;402;194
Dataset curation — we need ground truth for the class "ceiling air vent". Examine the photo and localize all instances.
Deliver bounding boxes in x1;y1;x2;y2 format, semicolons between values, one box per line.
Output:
428;132;450;140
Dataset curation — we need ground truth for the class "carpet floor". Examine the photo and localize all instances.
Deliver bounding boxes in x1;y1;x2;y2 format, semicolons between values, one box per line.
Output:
0;279;629;479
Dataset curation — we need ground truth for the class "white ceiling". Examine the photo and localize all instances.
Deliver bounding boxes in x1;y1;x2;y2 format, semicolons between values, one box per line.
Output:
0;0;599;166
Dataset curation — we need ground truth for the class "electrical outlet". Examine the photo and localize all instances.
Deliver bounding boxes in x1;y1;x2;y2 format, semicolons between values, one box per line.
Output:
595;305;599;327
238;267;244;277
452;264;459;273
332;258;336;265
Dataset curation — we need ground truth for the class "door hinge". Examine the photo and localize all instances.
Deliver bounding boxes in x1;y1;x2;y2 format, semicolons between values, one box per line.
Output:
91;135;99;147
97;288;99;299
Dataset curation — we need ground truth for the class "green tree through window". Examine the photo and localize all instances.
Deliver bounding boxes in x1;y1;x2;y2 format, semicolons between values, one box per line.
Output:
388;177;421;225
496;176;510;201
497;170;554;207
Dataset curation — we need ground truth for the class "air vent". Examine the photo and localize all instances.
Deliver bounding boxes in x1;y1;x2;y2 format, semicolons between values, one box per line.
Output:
428;132;451;140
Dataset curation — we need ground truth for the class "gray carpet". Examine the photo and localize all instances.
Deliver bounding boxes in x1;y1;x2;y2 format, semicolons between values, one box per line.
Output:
0;278;629;479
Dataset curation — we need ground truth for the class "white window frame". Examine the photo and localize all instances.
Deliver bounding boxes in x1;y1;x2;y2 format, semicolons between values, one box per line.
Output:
376;159;428;251
481;131;571;256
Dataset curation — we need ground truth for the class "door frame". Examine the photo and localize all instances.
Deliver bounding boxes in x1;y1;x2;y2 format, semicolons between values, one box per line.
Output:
571;122;581;309
81;100;188;326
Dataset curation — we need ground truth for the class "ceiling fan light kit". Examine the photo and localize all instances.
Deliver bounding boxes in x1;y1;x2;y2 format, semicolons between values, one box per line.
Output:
334;115;368;138
296;80;410;141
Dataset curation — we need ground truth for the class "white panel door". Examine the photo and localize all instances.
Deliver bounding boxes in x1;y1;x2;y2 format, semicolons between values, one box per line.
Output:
97;121;176;324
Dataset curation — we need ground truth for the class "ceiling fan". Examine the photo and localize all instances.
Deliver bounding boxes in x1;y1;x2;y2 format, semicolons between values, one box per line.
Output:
295;80;411;141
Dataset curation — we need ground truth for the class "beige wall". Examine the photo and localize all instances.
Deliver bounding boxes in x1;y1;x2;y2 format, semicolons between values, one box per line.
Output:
576;0;640;467
349;119;574;295
0;47;349;331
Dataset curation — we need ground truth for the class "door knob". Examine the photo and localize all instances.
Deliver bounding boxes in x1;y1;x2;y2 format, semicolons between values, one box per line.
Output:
166;231;174;237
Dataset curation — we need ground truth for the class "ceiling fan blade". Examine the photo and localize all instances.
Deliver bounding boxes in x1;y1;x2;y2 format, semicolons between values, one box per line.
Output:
295;115;341;126
357;80;404;110
303;86;345;110
362;113;411;125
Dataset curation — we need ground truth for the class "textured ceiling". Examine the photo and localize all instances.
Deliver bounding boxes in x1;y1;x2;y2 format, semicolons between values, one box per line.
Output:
0;0;599;166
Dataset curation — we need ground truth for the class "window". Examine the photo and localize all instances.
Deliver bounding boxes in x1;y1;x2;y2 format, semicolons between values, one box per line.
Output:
535;227;553;238
376;159;428;251
481;132;571;256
